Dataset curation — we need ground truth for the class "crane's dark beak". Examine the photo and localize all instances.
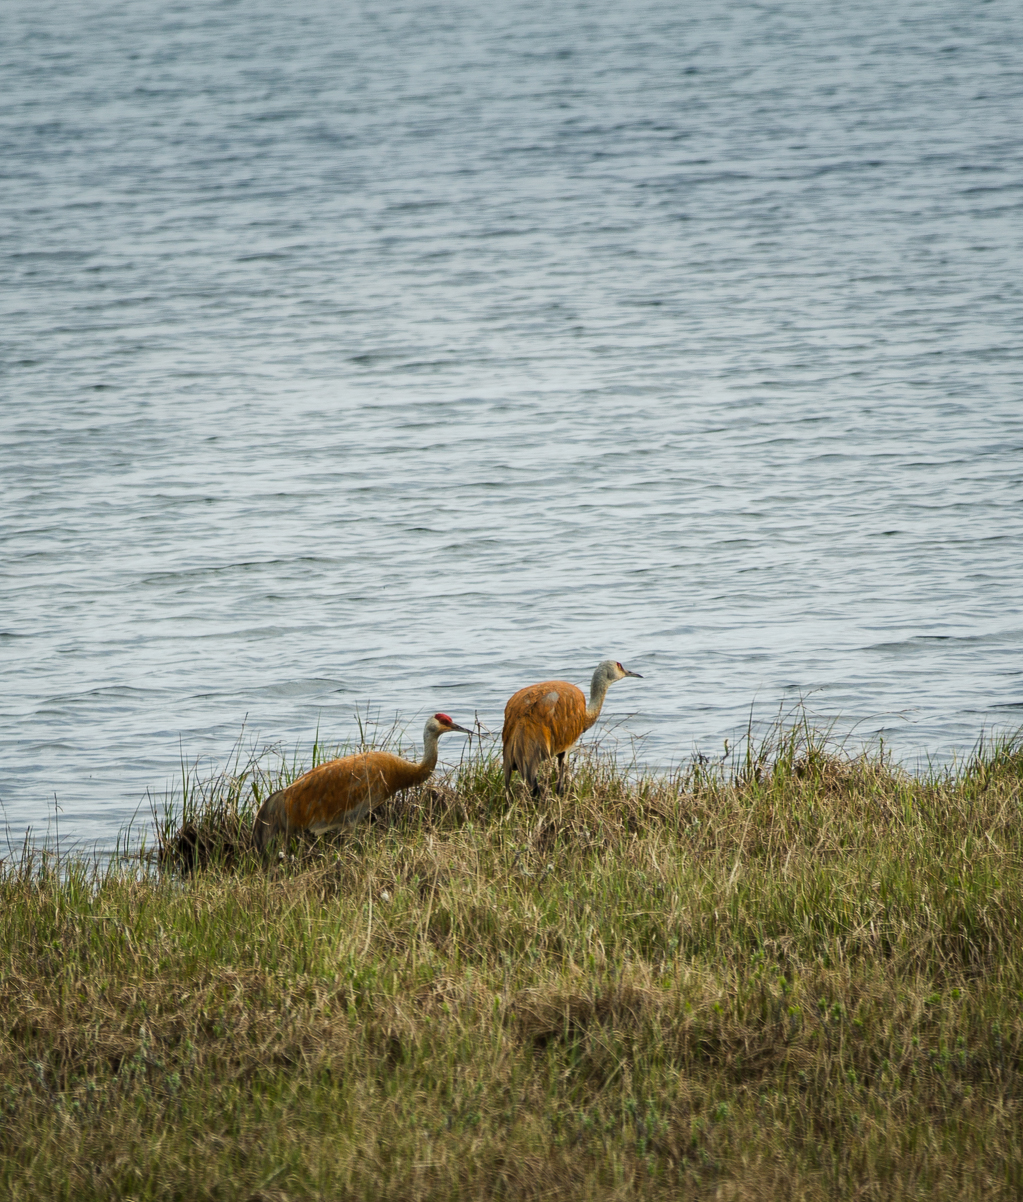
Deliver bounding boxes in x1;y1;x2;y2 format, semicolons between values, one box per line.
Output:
625;669;643;678
446;721;472;734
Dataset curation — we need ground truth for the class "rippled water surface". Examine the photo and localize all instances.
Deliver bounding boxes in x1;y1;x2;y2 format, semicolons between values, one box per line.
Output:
2;0;1022;848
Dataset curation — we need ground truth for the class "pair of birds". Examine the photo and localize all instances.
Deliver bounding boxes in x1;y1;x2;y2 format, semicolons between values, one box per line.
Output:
254;659;642;850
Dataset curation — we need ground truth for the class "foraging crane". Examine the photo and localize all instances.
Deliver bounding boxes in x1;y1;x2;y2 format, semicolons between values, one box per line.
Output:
254;713;470;850
502;660;643;798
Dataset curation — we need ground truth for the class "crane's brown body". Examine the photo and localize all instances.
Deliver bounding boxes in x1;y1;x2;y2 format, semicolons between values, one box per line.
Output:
502;660;642;797
254;714;468;850
502;680;588;796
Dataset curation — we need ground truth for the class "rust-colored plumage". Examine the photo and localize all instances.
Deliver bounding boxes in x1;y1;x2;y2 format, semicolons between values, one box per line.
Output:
254;713;470;850
502;660;642;797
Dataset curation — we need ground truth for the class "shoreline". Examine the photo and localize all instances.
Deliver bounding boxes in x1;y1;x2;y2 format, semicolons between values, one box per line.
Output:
11;708;1021;862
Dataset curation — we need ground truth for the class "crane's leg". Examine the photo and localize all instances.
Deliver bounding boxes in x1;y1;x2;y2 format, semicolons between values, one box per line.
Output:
555;751;569;796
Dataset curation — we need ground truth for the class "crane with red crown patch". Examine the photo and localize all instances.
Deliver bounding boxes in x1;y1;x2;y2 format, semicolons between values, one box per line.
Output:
254;712;471;850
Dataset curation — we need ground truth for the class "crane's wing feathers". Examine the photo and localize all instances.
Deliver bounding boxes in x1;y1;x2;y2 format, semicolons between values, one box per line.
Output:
254;749;427;846
501;680;588;784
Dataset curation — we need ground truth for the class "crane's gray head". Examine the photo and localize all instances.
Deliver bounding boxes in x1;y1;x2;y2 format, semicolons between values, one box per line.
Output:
424;713;471;739
593;659;643;688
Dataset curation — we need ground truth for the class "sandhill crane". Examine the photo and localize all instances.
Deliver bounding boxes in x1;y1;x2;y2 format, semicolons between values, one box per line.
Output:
502;660;642;798
254;713;470;850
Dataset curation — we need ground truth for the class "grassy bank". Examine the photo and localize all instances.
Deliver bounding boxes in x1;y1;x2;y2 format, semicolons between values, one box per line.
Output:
2;724;1023;1200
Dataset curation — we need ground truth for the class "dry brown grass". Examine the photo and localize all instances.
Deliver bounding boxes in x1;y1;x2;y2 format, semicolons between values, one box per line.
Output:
2;722;1023;1199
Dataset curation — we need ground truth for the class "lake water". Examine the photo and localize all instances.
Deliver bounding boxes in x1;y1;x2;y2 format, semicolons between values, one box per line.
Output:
2;0;1022;851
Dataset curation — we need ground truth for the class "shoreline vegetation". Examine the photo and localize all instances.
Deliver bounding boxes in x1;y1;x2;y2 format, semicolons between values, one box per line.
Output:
3;719;1023;1199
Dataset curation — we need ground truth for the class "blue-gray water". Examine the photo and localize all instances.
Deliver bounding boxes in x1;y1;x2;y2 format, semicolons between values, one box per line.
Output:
2;0;1022;850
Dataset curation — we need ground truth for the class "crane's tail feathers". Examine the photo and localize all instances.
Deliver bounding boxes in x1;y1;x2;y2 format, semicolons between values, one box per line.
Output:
503;723;549;795
253;790;288;852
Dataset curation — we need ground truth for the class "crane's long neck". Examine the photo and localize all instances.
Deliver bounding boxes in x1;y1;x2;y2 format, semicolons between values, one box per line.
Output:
584;670;613;728
413;729;441;783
